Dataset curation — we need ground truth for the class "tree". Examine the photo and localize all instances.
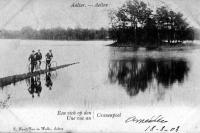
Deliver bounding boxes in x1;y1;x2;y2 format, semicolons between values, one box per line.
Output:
154;6;191;44
123;0;153;43
109;0;194;45
109;0;153;44
21;26;37;39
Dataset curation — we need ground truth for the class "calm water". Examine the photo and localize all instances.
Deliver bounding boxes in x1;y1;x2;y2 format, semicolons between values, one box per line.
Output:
0;39;200;108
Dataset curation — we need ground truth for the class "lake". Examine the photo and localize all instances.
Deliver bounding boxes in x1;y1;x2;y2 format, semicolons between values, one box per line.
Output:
0;39;200;132
0;39;200;108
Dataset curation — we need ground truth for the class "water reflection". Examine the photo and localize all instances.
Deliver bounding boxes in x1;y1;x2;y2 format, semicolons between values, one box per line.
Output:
26;71;56;98
108;58;189;97
45;72;53;90
27;75;42;98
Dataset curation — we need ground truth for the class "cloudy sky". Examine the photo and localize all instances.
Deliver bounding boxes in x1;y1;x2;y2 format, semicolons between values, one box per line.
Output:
0;0;200;30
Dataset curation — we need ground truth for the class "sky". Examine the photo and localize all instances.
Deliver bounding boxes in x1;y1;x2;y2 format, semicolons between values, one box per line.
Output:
0;0;200;30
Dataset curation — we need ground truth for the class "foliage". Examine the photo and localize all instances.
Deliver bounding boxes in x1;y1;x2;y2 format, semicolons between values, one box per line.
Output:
109;0;195;45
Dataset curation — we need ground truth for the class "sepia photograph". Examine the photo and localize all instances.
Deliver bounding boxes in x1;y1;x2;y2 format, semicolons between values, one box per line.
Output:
0;0;200;132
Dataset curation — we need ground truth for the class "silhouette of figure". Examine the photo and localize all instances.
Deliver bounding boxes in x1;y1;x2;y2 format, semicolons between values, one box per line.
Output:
28;76;36;98
28;50;37;73
45;72;53;90
35;49;42;67
35;75;42;97
45;50;53;70
27;75;42;98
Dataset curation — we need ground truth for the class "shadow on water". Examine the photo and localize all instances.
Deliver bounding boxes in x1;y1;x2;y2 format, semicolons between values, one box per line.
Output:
108;57;190;97
0;62;78;101
26;71;56;98
45;72;53;90
27;75;42;98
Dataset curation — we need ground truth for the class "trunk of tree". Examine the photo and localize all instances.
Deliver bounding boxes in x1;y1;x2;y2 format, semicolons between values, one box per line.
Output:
134;23;137;44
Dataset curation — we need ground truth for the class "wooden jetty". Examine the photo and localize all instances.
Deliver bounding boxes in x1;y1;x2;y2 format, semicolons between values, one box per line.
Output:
0;62;79;88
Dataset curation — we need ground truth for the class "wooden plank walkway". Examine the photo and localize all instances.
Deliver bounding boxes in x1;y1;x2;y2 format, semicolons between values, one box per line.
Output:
0;62;79;88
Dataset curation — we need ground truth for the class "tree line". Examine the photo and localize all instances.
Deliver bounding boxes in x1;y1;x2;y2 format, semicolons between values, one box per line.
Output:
109;0;195;45
0;27;109;40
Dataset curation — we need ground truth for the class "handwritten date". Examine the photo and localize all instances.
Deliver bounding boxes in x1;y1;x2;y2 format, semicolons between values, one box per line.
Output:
145;125;180;132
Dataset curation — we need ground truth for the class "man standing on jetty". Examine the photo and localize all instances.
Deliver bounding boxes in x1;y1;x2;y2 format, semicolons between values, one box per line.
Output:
28;50;36;73
45;50;53;70
35;49;42;67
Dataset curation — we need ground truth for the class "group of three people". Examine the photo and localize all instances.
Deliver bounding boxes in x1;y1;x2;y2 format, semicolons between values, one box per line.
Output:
28;49;53;72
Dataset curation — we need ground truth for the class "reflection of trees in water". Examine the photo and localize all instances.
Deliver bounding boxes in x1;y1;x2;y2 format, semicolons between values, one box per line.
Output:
108;58;189;97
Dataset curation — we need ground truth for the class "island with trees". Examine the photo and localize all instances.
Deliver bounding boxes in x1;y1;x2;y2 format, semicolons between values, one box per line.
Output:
108;0;195;47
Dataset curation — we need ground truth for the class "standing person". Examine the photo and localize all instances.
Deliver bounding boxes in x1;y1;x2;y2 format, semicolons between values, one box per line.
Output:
28;50;36;73
45;50;53;69
35;49;42;67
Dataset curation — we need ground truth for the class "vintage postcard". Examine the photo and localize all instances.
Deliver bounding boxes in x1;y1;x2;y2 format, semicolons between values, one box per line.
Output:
0;0;200;132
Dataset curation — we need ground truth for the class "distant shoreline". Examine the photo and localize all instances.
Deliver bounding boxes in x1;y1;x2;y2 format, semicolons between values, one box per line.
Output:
107;41;198;50
0;38;112;42
0;27;109;41
0;39;198;51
